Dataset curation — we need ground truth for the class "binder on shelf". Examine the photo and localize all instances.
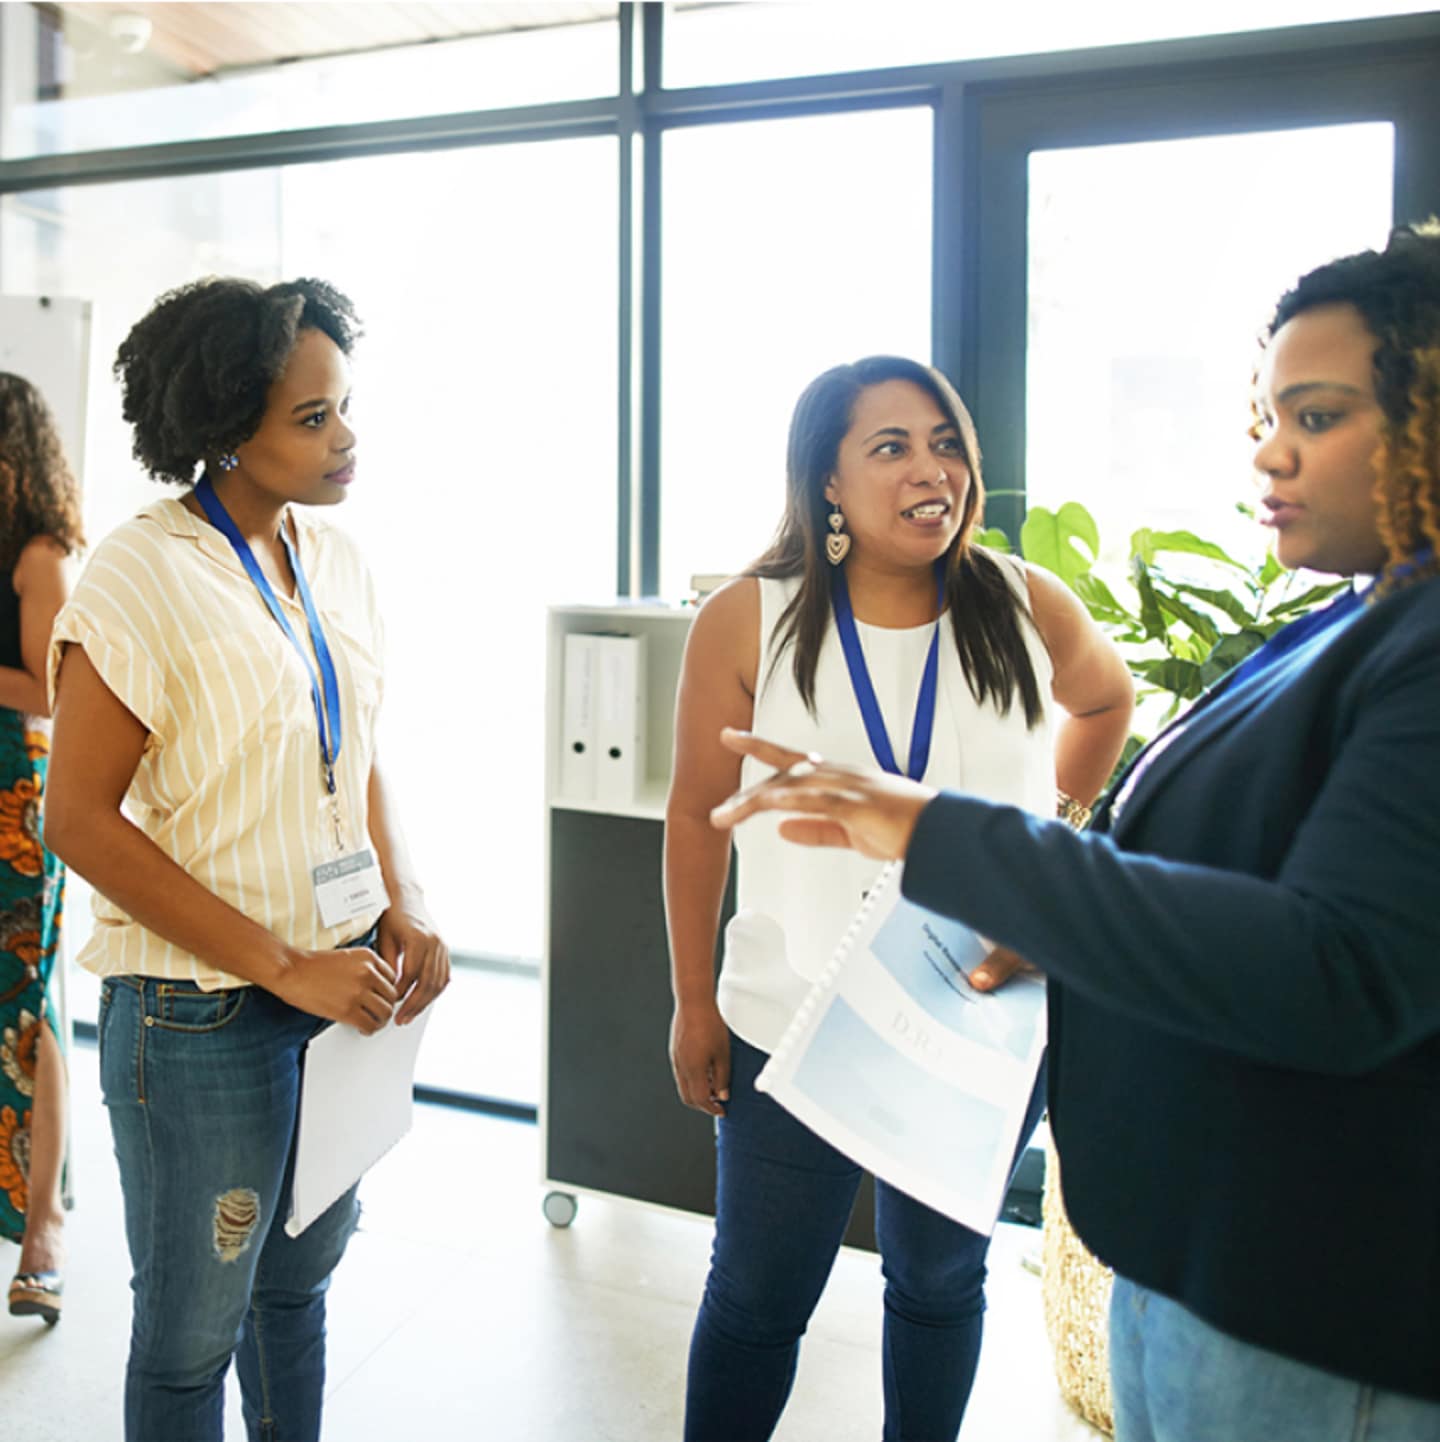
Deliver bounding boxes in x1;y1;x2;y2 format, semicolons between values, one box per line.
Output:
594;633;647;806
560;632;599;802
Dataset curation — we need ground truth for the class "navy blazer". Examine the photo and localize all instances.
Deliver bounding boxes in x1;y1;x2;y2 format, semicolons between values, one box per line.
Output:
902;575;1440;1401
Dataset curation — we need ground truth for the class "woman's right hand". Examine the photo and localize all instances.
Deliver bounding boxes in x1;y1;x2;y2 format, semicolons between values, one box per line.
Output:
711;729;934;860
670;1000;731;1117
275;947;400;1034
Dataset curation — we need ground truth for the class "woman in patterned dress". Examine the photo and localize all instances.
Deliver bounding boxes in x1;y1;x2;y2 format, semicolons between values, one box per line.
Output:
0;372;83;1324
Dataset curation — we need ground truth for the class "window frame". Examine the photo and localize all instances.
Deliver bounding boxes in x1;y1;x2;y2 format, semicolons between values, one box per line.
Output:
2;10;1435;587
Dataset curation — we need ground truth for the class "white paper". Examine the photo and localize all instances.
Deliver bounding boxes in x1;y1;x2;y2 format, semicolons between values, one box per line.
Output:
285;1008;432;1237
756;863;1045;1235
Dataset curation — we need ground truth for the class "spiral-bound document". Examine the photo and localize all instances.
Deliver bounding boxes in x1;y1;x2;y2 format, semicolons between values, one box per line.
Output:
755;863;1046;1234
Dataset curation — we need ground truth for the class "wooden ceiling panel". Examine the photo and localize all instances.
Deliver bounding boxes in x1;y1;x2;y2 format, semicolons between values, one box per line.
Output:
57;2;618;77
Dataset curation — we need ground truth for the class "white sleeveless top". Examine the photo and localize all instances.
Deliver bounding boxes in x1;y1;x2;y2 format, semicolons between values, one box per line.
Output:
719;558;1057;1052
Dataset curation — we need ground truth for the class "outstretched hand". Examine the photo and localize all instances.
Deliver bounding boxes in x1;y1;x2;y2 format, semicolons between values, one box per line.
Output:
711;730;1043;992
709;729;936;861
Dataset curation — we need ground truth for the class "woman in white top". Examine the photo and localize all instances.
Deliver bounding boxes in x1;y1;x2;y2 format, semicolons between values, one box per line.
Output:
665;356;1133;1442
43;277;449;1442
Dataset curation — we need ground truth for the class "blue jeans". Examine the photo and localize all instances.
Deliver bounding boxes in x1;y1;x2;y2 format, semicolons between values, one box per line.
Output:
99;969;365;1442
1110;1275;1440;1442
684;1032;1046;1442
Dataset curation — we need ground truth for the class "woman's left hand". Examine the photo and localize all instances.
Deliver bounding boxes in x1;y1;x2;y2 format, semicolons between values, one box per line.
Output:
376;895;450;1025
710;729;936;861
969;945;1039;992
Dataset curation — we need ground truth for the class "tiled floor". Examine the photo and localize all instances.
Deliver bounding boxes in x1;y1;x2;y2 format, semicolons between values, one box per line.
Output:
1;1039;1101;1441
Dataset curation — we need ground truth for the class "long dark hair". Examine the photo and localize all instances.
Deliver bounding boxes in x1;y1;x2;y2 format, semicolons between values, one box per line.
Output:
0;372;85;575
748;356;1044;727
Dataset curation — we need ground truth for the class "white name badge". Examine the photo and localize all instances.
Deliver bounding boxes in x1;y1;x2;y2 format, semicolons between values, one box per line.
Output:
313;849;389;930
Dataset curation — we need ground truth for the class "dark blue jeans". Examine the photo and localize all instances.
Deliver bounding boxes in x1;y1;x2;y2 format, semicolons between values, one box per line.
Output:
685;1032;1046;1442
99;970;365;1442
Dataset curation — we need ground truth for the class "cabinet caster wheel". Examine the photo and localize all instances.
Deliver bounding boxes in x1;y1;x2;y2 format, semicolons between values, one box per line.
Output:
543;1190;578;1228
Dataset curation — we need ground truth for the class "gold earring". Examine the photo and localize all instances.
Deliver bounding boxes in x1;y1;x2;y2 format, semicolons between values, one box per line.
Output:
826;505;851;566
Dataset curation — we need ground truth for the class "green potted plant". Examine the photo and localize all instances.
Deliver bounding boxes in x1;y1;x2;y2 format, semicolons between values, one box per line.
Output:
978;501;1347;769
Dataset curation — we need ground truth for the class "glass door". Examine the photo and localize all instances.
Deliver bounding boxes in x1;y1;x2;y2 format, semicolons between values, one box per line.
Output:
958;36;1440;554
1025;123;1394;574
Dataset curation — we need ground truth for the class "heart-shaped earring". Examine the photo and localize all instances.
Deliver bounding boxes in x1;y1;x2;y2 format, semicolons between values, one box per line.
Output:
826;506;851;566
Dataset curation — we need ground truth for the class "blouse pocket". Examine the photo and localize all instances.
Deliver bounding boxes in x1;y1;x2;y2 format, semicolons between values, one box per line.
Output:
179;614;383;779
182;629;319;764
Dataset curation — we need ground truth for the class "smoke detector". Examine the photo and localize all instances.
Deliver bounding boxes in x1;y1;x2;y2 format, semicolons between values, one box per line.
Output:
107;11;152;55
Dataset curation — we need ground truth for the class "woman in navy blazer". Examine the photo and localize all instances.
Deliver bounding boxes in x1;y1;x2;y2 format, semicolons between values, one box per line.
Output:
709;224;1440;1441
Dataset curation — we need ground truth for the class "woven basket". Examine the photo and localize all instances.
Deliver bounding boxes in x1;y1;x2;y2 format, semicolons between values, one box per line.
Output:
1041;1140;1115;1435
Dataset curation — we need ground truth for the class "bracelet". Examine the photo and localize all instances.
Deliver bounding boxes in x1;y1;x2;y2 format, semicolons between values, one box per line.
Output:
1056;789;1092;830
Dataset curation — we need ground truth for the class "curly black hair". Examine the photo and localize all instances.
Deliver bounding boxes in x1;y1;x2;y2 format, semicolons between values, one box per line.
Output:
0;372;85;574
113;277;362;486
1270;221;1440;434
1267;222;1440;588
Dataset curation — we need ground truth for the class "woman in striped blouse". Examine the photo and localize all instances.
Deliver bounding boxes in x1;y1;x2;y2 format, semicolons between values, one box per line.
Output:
44;277;449;1442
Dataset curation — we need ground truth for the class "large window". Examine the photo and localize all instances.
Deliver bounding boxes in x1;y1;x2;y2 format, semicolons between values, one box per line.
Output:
3;138;616;970
663;0;1431;89
1026;123;1395;573
659;106;933;598
2;135;615;1114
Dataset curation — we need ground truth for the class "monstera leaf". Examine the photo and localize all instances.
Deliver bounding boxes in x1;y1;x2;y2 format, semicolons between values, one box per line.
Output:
1020;502;1100;587
998;501;1346;747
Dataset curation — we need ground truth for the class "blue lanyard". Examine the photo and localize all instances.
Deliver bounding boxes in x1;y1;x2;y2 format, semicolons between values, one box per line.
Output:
830;562;945;780
195;475;343;795
1108;566;1413;827
1210;585;1365;699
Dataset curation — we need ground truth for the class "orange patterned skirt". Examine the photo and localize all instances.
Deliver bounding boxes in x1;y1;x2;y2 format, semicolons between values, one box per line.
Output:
0;709;65;1243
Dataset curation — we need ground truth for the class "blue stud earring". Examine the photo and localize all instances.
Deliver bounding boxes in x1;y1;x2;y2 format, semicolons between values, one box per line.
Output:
217;453;239;472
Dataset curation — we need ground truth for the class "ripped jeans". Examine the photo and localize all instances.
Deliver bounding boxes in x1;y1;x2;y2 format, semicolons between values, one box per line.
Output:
100;960;367;1442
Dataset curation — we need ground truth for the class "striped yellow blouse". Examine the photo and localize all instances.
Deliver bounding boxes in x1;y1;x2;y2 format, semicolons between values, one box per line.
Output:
48;497;386;989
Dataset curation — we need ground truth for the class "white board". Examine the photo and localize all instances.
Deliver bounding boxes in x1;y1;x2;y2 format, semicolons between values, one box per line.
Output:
0;294;93;486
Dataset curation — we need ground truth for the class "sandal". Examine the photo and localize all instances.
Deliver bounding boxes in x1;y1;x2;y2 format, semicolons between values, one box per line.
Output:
8;1271;62;1325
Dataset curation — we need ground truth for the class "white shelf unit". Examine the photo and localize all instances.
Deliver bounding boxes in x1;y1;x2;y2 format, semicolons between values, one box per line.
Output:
544;601;695;823
540;601;727;1225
